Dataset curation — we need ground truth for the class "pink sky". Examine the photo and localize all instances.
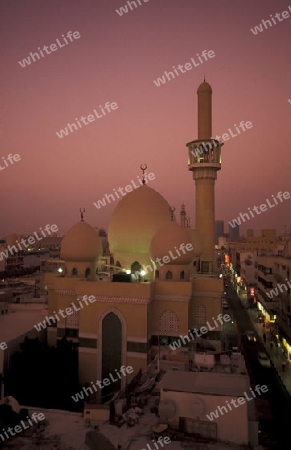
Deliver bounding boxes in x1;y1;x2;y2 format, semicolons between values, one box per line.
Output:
1;0;291;237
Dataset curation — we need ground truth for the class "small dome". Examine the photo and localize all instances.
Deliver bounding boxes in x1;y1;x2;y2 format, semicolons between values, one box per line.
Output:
150;222;195;265
189;229;203;257
61;221;103;262
197;81;212;94
108;185;173;254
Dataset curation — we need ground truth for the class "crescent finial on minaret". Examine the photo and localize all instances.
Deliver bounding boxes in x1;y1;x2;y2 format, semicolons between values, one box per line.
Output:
169;206;176;221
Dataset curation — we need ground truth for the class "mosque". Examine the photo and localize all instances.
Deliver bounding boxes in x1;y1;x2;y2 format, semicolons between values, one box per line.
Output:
44;80;224;400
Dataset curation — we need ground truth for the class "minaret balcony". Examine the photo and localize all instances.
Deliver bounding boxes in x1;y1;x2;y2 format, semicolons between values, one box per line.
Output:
186;138;223;169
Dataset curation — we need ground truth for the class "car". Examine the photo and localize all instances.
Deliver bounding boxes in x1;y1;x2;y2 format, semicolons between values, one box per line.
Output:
258;352;271;368
222;300;228;309
245;331;257;343
231;347;242;355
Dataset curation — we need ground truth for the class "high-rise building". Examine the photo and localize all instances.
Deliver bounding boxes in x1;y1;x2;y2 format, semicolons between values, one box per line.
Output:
215;220;224;244
229;223;240;241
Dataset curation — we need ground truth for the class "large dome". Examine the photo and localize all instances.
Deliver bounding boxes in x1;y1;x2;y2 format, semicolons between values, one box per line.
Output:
108;185;173;254
61;221;103;262
150;222;195;265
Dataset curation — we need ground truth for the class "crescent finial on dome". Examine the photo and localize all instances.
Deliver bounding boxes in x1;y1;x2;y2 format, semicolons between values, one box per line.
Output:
80;208;85;221
140;163;147;185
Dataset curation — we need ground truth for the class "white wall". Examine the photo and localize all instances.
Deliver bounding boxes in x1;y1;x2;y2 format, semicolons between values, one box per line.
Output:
160;389;249;445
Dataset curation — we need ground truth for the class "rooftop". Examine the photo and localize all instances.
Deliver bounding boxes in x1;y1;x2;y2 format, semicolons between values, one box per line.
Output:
0;305;47;344
157;370;250;397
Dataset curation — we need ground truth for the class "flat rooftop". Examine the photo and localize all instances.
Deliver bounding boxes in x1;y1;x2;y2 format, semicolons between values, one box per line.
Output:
0;305;47;343
157;370;249;397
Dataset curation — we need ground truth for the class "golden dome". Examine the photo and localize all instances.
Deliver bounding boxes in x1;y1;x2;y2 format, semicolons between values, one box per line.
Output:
150;222;195;265
61;221;103;262
108;185;173;254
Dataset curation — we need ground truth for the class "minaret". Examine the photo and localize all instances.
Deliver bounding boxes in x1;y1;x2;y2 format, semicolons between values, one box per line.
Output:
180;203;186;228
186;80;223;273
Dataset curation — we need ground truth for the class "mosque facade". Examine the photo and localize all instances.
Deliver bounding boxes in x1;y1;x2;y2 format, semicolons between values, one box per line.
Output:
44;80;224;401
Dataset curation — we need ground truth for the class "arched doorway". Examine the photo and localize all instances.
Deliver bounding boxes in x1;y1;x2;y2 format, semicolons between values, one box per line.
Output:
102;312;122;400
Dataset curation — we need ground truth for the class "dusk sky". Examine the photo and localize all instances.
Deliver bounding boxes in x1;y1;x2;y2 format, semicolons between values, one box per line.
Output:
1;0;291;237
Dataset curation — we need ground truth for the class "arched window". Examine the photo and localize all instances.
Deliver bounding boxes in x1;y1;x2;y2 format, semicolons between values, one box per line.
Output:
131;261;141;273
72;268;78;276
180;270;185;280
196;305;206;325
155;270;159;279
116;261;121;267
159;310;180;334
166;271;173;280
85;268;90;278
65;305;79;329
193;261;196;266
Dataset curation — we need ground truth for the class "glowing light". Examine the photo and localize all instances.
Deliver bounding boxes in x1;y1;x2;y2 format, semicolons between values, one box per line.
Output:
140;270;146;276
57;268;63;273
125;269;131;274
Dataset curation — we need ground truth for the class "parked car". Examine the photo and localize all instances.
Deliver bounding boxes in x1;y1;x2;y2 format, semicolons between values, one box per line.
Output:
245;331;257;343
258;352;271;368
231;346;242;355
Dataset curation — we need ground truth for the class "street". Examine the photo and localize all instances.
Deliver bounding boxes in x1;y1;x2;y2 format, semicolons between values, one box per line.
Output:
226;284;291;448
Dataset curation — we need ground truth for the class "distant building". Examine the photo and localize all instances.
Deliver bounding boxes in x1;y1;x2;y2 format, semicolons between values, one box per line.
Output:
4;234;24;272
228;223;240;241
215;220;224;244
246;228;254;237
228;229;277;255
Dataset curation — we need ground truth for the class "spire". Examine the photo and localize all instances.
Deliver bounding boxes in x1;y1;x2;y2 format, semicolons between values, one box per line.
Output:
180;203;186;228
140;163;147;185
80;208;85;221
169;206;176;221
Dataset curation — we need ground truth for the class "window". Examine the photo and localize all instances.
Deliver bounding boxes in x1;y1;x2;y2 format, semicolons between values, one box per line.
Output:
166;271;173;280
159;310;180;334
180;271;185;280
72;268;78;276
65;305;79;329
155;270;159;279
195;305;206;325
